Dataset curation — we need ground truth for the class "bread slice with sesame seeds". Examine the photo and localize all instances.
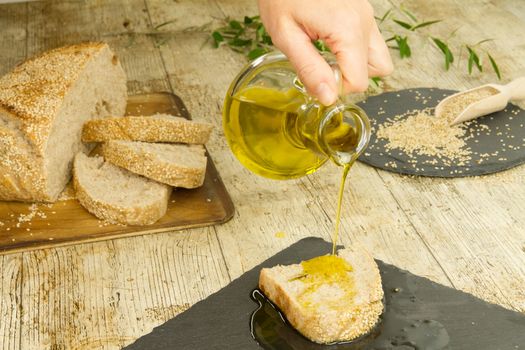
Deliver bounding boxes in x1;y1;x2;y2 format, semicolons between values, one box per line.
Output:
101;140;207;188
0;42;127;202
259;247;384;344
73;153;171;226
82;113;214;144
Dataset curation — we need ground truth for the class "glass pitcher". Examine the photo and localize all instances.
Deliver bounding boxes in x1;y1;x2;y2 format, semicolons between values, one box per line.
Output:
223;51;371;180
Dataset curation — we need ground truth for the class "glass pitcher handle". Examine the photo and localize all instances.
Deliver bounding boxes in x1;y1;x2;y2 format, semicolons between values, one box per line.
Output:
292;63;344;102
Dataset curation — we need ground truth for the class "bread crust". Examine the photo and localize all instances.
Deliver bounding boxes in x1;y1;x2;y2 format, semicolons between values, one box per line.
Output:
102;141;207;188
82;114;213;144
0;42;127;202
0;126;46;201
73;153;171;225
259;247;384;344
0;42;106;153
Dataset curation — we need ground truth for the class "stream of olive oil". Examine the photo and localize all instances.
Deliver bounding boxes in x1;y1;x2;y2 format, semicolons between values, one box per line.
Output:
332;163;352;255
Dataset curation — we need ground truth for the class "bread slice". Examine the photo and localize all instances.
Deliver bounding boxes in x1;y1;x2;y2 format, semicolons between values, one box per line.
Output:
259;247;384;344
81;113;213;144
73;153;171;225
0;42;127;202
101;140;207;188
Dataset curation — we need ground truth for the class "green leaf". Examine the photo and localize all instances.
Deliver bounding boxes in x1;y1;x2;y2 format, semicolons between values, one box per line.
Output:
370;77;382;87
228;38;252;47
256;24;265;39
487;53;501;80
313;40;330;52
211;31;224;48
466;46;482;73
432;38;454;70
467;54;474;74
474;38;494;46
229;20;243;30
394;35;411;58
393;19;413;30
377;8;392;24
229;46;245;53
256;24;272;45
248;47;268;60
261;32;273;45
243;16;253;25
411;20;442;31
401;6;418;22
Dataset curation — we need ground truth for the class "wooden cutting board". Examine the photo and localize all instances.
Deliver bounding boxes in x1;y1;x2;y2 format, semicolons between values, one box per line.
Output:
0;93;234;255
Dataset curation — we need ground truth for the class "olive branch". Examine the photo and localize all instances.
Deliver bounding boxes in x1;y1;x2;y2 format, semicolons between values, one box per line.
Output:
205;5;502;82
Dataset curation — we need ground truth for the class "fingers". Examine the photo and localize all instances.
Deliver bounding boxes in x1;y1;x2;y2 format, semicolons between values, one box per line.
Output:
259;0;394;101
329;27;370;93
272;22;339;106
328;21;393;93
367;24;394;77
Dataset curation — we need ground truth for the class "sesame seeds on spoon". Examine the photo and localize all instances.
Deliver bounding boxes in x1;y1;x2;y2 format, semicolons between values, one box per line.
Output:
435;77;525;125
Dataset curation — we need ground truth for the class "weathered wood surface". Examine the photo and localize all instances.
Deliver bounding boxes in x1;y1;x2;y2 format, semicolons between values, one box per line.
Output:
0;0;524;348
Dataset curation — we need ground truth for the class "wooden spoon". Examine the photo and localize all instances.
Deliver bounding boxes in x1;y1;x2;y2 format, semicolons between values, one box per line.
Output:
435;77;525;125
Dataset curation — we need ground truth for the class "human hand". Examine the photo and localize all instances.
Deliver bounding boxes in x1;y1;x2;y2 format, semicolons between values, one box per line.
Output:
258;0;393;105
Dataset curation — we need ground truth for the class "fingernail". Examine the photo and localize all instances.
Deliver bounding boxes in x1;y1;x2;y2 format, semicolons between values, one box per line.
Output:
316;83;336;106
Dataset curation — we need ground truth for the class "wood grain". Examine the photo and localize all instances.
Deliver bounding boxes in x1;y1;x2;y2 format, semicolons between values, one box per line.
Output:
0;0;524;348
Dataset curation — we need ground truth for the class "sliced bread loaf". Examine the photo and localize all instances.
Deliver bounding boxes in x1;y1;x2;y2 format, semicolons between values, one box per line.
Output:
73;153;171;225
82;113;213;144
0;42;127;202
101;140;207;188
259;247;384;344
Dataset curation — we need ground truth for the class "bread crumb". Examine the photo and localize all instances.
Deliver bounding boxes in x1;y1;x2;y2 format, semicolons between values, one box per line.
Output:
16;203;48;227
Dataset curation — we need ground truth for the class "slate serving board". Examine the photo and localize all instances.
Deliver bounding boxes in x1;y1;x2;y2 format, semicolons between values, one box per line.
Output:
357;88;525;177
124;237;525;350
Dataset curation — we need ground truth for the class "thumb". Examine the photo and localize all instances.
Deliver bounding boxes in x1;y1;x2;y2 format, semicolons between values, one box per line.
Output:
273;24;338;106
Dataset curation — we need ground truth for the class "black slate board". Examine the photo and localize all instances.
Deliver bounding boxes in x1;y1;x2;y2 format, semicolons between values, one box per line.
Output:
357;88;525;177
124;237;525;349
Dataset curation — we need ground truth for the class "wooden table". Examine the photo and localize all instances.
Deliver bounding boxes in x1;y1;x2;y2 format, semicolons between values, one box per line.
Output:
1;0;524;348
